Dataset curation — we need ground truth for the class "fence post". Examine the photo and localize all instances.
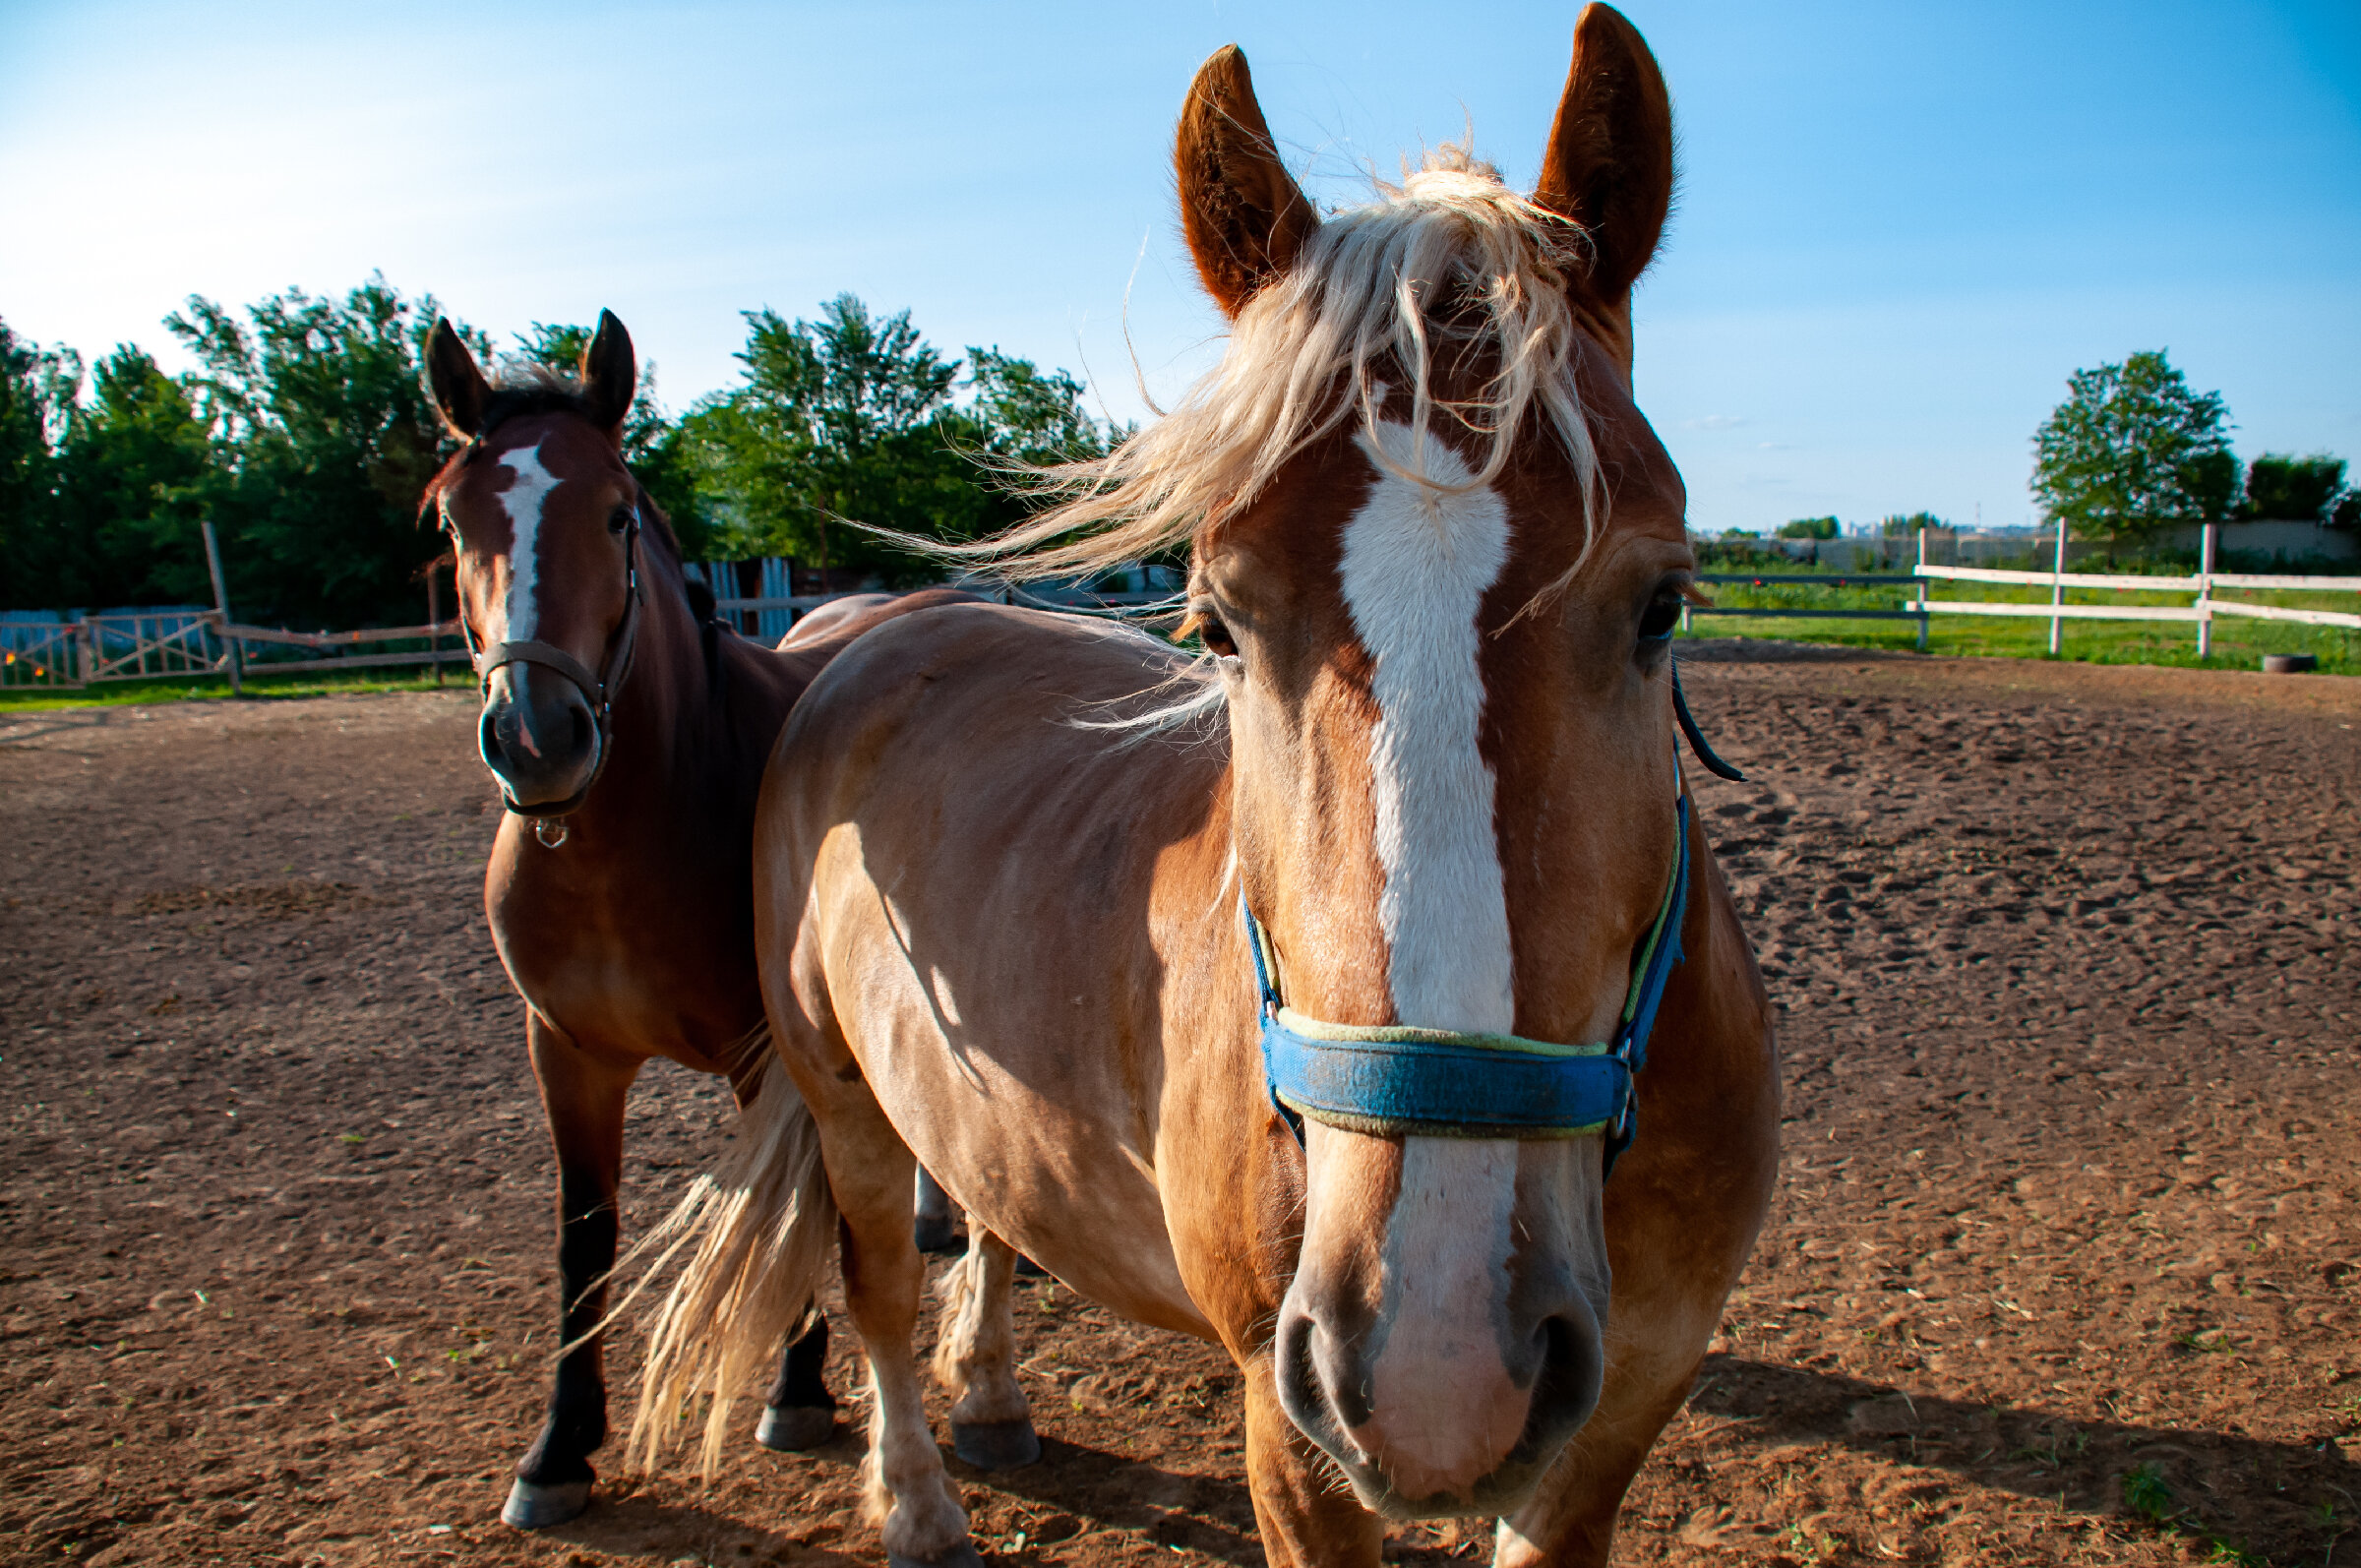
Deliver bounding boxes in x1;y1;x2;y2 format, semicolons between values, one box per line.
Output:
1914;528;1929;651
2047;515;2067;657
2197;521;2216;660
201;519;242;695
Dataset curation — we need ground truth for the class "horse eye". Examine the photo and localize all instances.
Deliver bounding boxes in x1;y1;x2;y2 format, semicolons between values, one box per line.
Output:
609;507;635;534
1197;614;1239;661
1638;596;1680;642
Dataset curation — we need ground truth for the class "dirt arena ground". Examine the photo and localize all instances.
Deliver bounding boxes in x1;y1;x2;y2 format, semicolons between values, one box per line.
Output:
3;643;2357;1568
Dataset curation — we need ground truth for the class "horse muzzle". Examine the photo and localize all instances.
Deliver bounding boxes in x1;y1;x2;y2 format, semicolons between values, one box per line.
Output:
1276;1287;1604;1517
1272;1130;1610;1520
479;664;603;813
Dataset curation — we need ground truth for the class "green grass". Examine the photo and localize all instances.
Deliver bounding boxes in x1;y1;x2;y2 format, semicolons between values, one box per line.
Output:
1684;571;2361;674
0;666;468;713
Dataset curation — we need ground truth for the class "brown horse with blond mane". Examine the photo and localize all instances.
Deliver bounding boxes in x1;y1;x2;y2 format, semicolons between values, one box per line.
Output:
640;9;1777;1564
420;315;975;1530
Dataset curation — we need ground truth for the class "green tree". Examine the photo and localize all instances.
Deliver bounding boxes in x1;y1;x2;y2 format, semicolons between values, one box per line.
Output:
685;295;1115;582
49;346;216;606
168;275;467;627
1880;511;1943;537
1777;515;1839;540
0;321;83;608
2240;453;2345;522
2031;350;2236;549
960;347;1116;466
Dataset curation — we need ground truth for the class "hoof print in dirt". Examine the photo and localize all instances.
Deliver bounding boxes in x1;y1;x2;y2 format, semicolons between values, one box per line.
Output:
502;1477;592;1530
889;1547;987;1568
757;1403;838;1451
951;1418;1043;1471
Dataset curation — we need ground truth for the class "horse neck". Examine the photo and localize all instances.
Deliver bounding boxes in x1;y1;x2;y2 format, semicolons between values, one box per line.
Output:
570;551;805;849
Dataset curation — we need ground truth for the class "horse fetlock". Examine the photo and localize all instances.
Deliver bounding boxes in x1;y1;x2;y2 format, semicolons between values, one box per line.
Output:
876;1478;972;1567
862;1417;971;1562
515;1415;601;1486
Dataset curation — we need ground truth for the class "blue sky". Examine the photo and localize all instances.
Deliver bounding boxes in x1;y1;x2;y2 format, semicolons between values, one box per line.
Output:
3;0;2355;533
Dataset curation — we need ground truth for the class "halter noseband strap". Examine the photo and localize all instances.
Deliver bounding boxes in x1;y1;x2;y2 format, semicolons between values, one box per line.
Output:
1245;795;1687;1161
1243;654;1736;1176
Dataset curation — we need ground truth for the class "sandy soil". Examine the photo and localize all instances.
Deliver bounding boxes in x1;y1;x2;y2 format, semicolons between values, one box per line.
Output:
2;644;2356;1568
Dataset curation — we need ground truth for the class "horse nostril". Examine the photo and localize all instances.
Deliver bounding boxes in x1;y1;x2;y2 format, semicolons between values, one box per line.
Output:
1522;1309;1604;1451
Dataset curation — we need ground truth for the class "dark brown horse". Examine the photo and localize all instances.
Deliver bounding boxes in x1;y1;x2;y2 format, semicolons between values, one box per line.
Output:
644;10;1778;1565
422;315;974;1529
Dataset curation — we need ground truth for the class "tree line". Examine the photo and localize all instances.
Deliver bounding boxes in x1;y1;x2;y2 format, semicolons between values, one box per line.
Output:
0;276;1119;626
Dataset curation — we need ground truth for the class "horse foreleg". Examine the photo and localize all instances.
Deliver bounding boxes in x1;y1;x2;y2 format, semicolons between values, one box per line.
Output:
1241;1352;1383;1568
913;1166;962;1254
829;1123;978;1568
931;1230;1038;1470
505;1014;640;1530
756;1305;839;1450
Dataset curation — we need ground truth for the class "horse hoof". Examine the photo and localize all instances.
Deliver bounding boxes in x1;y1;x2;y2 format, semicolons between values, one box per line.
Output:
888;1546;986;1568
951;1418;1042;1471
757;1403;837;1451
502;1478;592;1530
914;1214;963;1255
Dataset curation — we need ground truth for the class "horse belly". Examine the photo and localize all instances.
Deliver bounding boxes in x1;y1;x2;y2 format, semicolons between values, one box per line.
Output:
826;878;1211;1338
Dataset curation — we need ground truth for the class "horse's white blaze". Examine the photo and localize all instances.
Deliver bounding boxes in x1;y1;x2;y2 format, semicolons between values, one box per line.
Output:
1338;420;1513;1032
496;441;561;642
1336;423;1527;1479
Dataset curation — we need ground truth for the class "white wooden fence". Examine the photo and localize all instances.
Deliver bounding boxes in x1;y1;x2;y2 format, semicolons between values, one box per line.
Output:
1913;521;2361;656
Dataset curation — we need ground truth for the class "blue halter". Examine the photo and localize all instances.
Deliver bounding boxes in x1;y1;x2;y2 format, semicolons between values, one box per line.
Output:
1242;659;1739;1175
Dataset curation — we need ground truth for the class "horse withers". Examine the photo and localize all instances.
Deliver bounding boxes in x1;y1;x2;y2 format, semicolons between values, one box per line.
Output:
422;314;976;1530
647;9;1778;1565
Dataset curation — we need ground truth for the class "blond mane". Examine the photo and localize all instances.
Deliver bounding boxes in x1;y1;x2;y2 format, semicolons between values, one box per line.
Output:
939;144;1604;582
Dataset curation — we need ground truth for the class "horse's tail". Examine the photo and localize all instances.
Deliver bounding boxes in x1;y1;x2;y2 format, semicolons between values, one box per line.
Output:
622;1052;836;1478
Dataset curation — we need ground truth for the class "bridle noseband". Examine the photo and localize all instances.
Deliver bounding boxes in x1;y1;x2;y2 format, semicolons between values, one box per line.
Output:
1244;656;1743;1177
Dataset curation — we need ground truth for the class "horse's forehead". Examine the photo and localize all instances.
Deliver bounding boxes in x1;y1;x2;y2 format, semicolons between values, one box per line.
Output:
451;420;619;527
1218;418;1680;592
484;418;614;483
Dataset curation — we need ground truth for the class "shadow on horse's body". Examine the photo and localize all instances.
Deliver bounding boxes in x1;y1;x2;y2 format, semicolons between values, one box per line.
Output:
421;314;977;1529
645;10;1778;1566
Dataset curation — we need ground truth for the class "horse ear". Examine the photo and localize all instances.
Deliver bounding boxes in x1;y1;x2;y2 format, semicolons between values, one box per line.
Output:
426;318;490;440
1534;4;1674;311
579;310;636;439
1176;45;1319;319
